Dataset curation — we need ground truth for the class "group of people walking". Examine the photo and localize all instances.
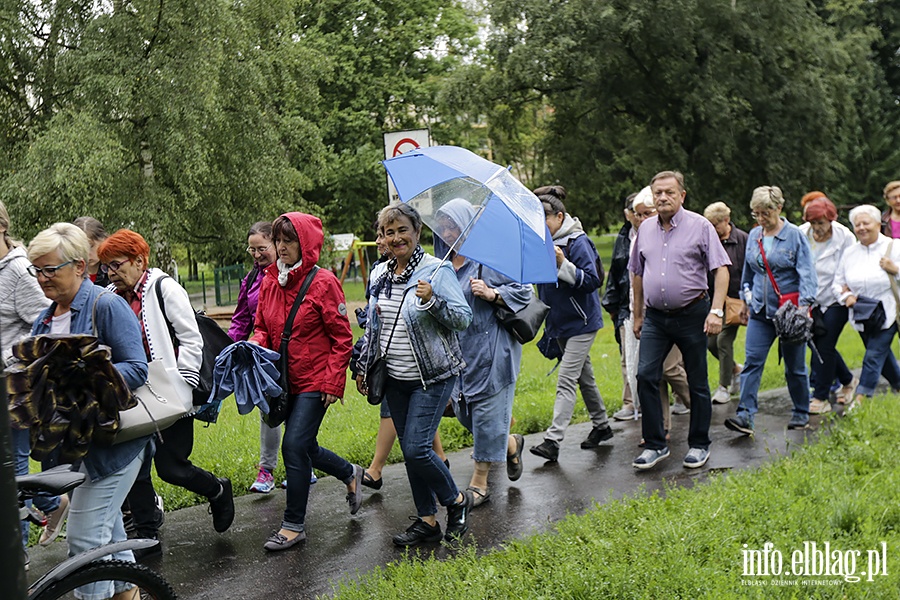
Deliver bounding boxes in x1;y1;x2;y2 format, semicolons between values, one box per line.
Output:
5;167;900;593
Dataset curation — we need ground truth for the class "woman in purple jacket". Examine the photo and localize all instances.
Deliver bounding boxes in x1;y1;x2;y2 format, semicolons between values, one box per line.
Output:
228;221;281;493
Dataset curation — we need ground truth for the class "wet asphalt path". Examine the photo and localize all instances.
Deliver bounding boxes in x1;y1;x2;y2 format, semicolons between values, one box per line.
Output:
28;388;832;599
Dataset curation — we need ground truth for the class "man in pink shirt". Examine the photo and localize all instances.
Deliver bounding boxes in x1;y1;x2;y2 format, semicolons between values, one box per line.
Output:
628;171;731;470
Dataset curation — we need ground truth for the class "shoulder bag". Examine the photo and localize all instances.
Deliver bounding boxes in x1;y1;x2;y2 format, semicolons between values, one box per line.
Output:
477;265;549;344
263;266;319;428
724;296;746;326
366;287;411;405
758;237;800;308
93;291;194;444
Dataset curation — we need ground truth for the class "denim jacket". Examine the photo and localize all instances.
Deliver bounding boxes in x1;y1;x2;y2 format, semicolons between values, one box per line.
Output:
32;279;150;482
358;253;473;387
742;218;817;320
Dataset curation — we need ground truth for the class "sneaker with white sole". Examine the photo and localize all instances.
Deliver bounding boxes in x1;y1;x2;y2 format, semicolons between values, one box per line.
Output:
711;386;730;404
808;398;832;415
671;402;690;415
613;406;638;421
632;447;670;470
250;467;275;494
683;447;710;468
39;494;69;546
837;377;859;404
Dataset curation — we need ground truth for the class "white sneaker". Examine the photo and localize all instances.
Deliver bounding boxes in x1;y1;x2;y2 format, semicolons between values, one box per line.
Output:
671;402;690;415
613;406;638;421
712;386;730;404
809;398;832;415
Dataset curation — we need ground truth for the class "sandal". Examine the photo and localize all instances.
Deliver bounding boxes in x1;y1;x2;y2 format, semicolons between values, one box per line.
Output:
466;486;490;508
362;470;383;490
507;434;524;481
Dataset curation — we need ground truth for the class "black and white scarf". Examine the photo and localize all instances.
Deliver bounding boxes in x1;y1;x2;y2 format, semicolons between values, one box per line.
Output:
374;245;425;299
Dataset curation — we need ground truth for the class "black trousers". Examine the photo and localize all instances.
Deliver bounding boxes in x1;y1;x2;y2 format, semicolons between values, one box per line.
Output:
127;417;221;536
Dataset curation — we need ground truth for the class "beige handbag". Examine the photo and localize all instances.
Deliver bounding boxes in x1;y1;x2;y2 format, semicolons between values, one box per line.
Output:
114;359;193;443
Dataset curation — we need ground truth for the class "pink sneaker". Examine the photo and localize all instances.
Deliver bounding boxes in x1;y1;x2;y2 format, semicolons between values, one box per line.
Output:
249;467;275;494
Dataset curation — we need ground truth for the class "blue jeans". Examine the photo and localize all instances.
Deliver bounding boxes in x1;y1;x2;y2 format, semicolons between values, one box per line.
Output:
810;304;853;399
385;376;460;517
857;324;900;396
737;312;809;424
281;392;354;532
456;382;516;463
11;428;61;547
69;451;145;600
637;300;712;451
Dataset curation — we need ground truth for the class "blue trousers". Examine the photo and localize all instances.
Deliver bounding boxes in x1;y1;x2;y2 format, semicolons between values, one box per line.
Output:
637;300;712;451
737;312;809;424
281;392;354;532
385;376;459;517
857;324;900;396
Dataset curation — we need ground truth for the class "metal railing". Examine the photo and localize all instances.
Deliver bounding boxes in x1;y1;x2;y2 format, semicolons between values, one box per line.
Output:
214;264;248;307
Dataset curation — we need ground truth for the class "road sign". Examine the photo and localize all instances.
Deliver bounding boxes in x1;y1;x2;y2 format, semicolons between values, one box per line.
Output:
383;129;430;204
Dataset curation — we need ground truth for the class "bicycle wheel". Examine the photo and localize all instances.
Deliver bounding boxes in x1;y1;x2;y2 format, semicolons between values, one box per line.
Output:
32;559;176;600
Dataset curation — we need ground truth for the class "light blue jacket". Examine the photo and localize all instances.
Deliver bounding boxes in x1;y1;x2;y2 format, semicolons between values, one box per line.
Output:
359;253;473;387
32;279;150;482
742;218;817;320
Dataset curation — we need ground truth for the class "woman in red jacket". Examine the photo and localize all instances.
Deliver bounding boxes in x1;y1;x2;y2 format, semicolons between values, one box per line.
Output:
251;212;363;551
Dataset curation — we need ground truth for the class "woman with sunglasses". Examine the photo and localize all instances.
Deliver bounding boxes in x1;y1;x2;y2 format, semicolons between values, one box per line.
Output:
27;223;149;599
98;229;235;556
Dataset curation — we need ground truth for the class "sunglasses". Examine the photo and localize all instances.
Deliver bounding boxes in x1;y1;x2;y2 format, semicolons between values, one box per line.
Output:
27;261;74;278
100;259;132;274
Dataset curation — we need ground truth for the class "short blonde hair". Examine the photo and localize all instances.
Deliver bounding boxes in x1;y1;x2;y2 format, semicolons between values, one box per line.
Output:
750;186;784;212
27;223;90;269
703;202;731;223
0;200;21;249
848;204;882;227
883;181;900;199
632;186;654;210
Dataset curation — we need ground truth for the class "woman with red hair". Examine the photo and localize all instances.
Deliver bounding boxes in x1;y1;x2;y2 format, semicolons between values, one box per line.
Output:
799;197;857;413
99;229;235;558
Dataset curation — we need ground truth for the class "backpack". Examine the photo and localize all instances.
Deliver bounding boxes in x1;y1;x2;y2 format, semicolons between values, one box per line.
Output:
153;275;233;407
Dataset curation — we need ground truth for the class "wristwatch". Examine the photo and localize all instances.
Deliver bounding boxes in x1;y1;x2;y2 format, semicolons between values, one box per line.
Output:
710;308;724;318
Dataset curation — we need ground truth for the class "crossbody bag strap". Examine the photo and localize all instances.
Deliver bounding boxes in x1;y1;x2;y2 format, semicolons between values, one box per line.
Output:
90;291;114;338
758;237;782;297
282;266;320;344
153;274;178;343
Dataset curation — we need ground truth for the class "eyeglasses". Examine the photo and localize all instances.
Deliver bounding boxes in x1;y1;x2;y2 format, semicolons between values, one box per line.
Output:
752;210;773;220
100;259;132;274
27;261;73;278
246;244;273;256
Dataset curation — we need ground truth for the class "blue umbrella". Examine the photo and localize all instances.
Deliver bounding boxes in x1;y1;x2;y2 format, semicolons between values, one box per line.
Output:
382;145;557;284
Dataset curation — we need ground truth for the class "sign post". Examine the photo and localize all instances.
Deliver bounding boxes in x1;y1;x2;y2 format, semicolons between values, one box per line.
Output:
383;129;430;204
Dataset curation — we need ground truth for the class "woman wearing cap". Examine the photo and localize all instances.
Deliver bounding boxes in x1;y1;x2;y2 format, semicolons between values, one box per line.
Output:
835;204;900;409
798;196;857;413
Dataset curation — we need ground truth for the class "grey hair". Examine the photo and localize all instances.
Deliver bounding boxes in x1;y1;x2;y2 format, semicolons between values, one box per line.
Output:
750;186;785;212
27;223;90;269
378;203;423;234
632;186;654;210
848;204;882;227
703;202;731;223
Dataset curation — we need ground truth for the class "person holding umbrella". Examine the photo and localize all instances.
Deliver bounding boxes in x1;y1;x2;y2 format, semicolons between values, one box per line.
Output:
356;203;474;546
530;185;614;462
434;198;531;506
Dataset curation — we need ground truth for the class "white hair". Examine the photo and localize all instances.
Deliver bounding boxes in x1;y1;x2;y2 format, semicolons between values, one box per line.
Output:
27;223;91;266
848;204;882;227
633;186;654;210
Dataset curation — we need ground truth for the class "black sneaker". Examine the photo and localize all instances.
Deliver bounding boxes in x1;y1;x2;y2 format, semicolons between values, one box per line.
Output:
529;439;559;462
208;478;235;533
724;415;754;436
580;424;614;449
444;490;474;541
132;536;162;561
392;517;443;547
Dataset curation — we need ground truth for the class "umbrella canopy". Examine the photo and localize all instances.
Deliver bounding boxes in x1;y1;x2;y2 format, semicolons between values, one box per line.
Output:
382;145;557;284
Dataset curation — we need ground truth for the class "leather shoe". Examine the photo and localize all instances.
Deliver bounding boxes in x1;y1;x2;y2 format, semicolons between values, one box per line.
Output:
506;434;524;481
263;530;306;551
208;478;235;533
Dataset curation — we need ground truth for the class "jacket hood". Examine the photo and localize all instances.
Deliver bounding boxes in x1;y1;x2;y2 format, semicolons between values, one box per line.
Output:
554;214;585;244
0;244;26;269
433;198;478;258
264;212;324;285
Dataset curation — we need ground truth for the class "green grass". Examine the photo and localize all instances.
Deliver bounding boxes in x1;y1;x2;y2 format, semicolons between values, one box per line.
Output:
328;398;900;599
155;315;869;510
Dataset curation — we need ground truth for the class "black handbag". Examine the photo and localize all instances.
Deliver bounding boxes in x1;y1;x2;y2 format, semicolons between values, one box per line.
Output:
264;267;319;428
852;296;886;334
477;266;549;344
366;288;410;405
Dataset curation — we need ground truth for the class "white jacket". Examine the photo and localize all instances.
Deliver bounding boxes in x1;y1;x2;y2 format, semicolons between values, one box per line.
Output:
0;246;51;366
834;234;900;331
112;268;203;388
798;220;855;308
